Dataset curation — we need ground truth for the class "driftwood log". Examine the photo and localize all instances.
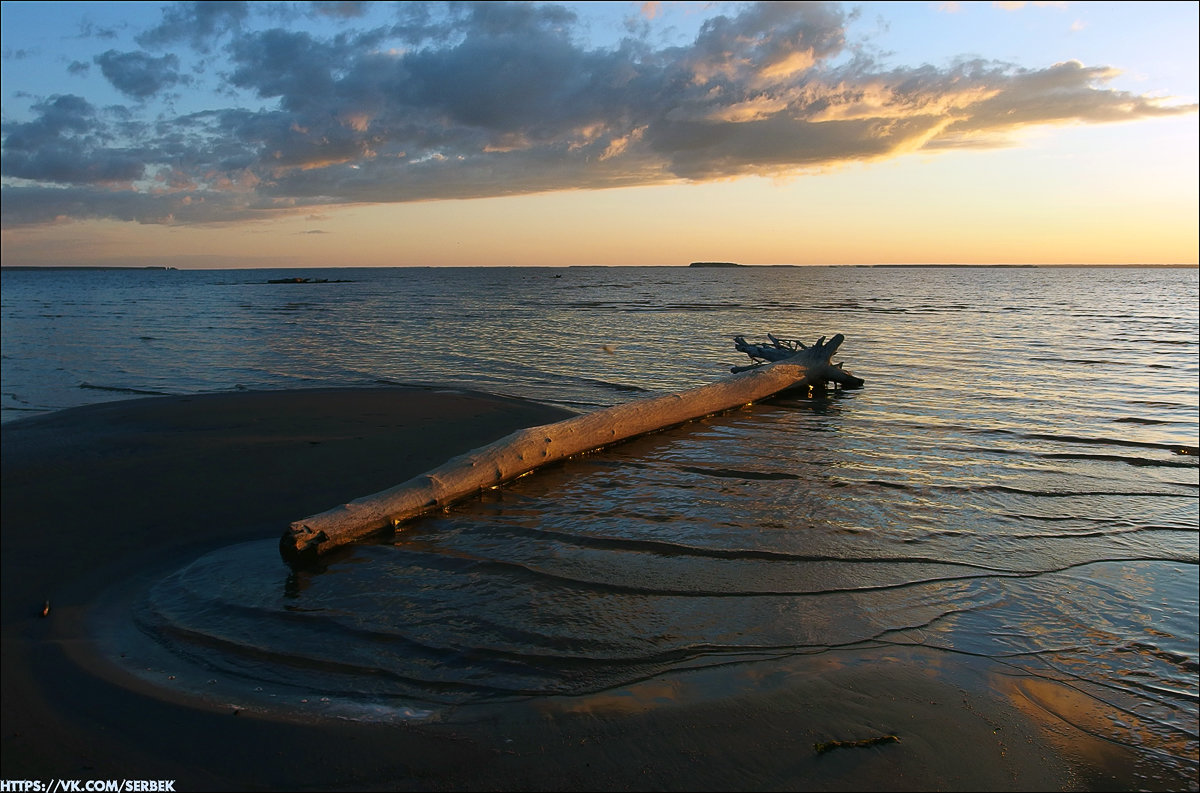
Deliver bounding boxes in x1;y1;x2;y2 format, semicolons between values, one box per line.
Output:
280;334;863;566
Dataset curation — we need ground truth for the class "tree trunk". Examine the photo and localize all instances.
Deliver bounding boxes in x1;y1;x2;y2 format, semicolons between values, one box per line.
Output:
280;334;862;566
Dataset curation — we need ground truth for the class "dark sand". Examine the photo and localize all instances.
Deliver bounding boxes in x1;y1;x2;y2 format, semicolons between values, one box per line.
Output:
0;388;1173;791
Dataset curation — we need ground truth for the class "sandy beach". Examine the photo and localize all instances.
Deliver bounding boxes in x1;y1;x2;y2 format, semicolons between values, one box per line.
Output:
0;387;1179;791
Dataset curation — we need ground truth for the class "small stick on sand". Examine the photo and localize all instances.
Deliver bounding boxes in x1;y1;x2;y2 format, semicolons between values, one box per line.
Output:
814;735;900;754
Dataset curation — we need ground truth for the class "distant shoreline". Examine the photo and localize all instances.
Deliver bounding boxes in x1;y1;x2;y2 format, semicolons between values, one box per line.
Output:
848;263;1198;269
680;263;1198;269
1;265;177;271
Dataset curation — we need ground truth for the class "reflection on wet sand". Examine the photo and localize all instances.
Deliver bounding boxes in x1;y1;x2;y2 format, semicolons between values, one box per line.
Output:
1003;674;1197;791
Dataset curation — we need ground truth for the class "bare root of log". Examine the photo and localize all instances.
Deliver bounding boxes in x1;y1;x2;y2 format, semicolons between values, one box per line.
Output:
733;334;864;388
280;334;863;566
734;332;809;362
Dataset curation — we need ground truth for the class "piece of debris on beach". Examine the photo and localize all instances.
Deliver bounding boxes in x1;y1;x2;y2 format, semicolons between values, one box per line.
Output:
813;734;900;754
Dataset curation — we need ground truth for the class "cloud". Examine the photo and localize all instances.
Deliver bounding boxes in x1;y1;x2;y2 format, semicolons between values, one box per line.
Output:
311;2;371;19
927;60;1189;147
77;19;120;41
995;1;1069;10
2;95;148;186
94;50;188;99
2;0;1195;229
136;0;250;50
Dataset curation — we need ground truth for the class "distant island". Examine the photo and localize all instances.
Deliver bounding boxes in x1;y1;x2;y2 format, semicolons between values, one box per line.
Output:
688;261;743;268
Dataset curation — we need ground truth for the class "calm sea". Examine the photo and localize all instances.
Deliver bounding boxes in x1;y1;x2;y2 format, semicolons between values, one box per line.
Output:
3;265;1197;780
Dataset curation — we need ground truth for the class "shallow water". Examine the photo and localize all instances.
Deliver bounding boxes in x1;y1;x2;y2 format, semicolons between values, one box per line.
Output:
4;264;1198;781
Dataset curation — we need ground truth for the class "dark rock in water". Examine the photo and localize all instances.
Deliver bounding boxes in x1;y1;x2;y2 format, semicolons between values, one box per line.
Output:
689;261;743;268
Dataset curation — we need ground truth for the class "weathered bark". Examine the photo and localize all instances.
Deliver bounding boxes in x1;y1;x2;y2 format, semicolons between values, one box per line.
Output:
280;334;862;566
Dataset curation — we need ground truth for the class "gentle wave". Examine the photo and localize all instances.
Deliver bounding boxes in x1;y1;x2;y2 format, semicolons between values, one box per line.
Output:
78;382;173;396
988;427;1197;454
852;479;1196;498
1038;452;1198;468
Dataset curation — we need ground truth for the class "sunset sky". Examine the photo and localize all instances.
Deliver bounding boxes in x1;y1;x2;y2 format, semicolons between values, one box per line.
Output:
1;1;1196;268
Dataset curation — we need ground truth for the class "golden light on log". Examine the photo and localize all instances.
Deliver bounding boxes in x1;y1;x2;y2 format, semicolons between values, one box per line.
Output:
280;334;863;566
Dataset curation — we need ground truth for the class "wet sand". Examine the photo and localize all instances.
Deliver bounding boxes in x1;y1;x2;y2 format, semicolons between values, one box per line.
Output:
0;388;1170;791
